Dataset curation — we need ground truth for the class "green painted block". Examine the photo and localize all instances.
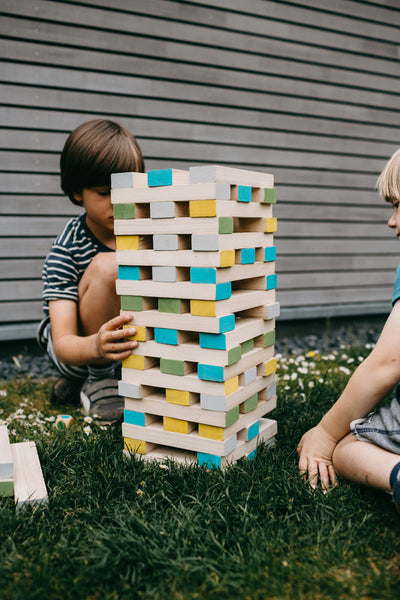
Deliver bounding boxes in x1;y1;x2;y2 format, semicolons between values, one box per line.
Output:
121;296;143;311
158;297;182;314
263;188;277;204
160;358;185;376
113;203;136;219
227;345;241;365
0;479;14;497
225;406;239;427
242;338;255;354
263;331;276;348
242;393;258;414
218;217;234;234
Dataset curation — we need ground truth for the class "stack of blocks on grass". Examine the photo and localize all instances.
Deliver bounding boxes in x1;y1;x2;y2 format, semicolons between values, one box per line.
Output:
0;425;48;507
112;165;279;469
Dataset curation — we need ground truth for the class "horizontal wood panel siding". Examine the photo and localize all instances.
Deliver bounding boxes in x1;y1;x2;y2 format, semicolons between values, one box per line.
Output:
0;0;399;338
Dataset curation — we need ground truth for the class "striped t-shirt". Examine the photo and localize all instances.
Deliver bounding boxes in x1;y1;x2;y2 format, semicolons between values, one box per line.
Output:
393;264;400;306
42;214;113;317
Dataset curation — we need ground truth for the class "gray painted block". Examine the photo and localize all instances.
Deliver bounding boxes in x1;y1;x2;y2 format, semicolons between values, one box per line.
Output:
152;266;177;282
154;234;179;251
150;202;175;219
192;234;219;251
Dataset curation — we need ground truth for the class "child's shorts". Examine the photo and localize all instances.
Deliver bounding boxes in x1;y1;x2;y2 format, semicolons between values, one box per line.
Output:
351;385;400;455
37;316;88;382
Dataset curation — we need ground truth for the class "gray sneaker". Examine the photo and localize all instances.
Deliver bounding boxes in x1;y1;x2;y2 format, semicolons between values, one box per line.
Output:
80;378;123;424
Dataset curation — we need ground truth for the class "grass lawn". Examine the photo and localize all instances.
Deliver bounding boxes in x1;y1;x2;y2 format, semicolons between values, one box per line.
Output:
1;344;399;599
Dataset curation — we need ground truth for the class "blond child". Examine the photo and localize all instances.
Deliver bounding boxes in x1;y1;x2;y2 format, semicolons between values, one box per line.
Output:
297;148;400;512
38;119;144;422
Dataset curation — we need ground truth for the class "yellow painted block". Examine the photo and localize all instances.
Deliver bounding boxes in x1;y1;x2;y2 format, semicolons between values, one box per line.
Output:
190;299;216;317
266;218;277;233
124;325;148;342
163;416;192;434
225;376;239;396
123;354;145;370
265;357;277;376
116;235;139;250
220;250;235;267
198;423;224;441
124;438;148;455
189;199;217;217
166;389;192;405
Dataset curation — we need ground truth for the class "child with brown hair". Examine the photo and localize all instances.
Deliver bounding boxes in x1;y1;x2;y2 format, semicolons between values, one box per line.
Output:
38;119;144;422
297;148;400;512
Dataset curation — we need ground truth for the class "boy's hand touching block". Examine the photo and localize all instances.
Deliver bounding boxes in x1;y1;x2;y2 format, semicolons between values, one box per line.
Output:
95;313;138;361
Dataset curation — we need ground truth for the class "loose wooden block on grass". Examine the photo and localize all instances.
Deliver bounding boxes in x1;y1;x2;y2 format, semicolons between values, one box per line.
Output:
11;441;48;509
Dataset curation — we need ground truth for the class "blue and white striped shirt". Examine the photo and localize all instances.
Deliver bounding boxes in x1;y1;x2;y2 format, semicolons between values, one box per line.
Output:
42;214;113;317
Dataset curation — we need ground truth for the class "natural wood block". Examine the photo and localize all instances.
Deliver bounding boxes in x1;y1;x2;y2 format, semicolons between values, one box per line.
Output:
0;425;13;479
241;301;280;320
166;389;198;406
189;165;274;188
124;438;156;455
199;317;275;350
189;200;217;217
163;417;195;434
130;339;241;368
118;279;232;301
11;441;48;508
55;415;73;430
199;374;275;412
123;354;158;370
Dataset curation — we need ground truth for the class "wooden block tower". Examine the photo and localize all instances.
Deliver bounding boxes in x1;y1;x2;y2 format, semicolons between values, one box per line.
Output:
112;165;279;468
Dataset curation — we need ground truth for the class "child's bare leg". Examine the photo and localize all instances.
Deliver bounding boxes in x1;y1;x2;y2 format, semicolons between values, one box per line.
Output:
332;433;400;492
78;252;120;336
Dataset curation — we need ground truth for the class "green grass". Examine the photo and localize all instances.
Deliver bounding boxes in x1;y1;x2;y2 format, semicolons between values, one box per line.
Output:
1;344;400;599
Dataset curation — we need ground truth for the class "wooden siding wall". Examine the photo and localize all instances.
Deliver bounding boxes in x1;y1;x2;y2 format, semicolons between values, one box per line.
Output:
1;0;399;340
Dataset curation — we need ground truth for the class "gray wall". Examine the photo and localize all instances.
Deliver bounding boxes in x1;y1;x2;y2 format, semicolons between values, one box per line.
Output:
1;0;400;340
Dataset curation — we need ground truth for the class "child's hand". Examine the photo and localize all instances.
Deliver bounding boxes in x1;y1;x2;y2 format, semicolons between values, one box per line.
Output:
95;313;138;361
297;423;338;490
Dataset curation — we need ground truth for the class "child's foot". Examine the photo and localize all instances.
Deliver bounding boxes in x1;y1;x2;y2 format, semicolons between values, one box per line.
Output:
80;378;123;424
51;376;82;407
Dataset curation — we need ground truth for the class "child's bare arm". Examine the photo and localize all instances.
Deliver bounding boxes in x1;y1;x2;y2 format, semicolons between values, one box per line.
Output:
49;299;138;366
298;300;400;488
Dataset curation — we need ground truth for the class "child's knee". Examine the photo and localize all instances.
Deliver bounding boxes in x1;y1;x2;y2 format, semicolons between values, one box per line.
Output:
79;253;118;294
332;433;354;474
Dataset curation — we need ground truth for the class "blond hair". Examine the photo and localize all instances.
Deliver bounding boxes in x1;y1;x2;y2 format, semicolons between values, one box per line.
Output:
60;119;145;206
376;148;400;203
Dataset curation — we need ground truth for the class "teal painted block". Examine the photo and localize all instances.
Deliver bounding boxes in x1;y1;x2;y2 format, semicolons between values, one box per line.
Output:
147;169;173;187
190;267;216;284
199;332;226;350
266;274;277;290
118;266;140;280
124;409;145;426
238;185;252;202
198;364;224;382
198;452;221;468
264;246;276;262
241;248;255;264
154;328;178;345
248;420;260;441
247;449;257;461
215;282;231;300
219;314;235;333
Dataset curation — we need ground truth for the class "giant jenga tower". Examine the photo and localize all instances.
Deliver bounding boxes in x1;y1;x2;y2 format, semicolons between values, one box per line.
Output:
112;165;278;468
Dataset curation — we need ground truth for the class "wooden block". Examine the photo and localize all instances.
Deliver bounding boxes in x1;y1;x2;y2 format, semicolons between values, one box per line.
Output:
113;203;136;219
153;234;190;251
199;317;275;350
158;297;189;314
263;188;277;204
200;374;275;412
239;393;259;414
124;438;156;455
150;201;175;218
166;389;198;406
266;218;277;233
192;232;268;252
189;290;275;319
129;339;241;368
218;217;234;234
120;296;157;311
111;171;147;189
118;266;151;281
220;250;236;268
239;366;257;386
154;328;194;345
124;410;158;427
116;235;139;251
264;246;276;262
189;165;274;188
264;358;277;377
160;358;195;376
124;309;235;335
237;185;252;202
112;182;231;204
241;338;255;354
0;425;13;479
122;421;237;456
163;417;195;434
190;200;217;217
198;347;273;383
237;420;260;442
198;423;224;441
55;415;73;430
240;248;256;264
119;381;152;400
241;301;280;320
190;299;216;317
123;324;153;342
152;266;188;282
11;441;48;508
123;354;158;370
117;249;238;269
147;168;190;187
189;262;274;285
